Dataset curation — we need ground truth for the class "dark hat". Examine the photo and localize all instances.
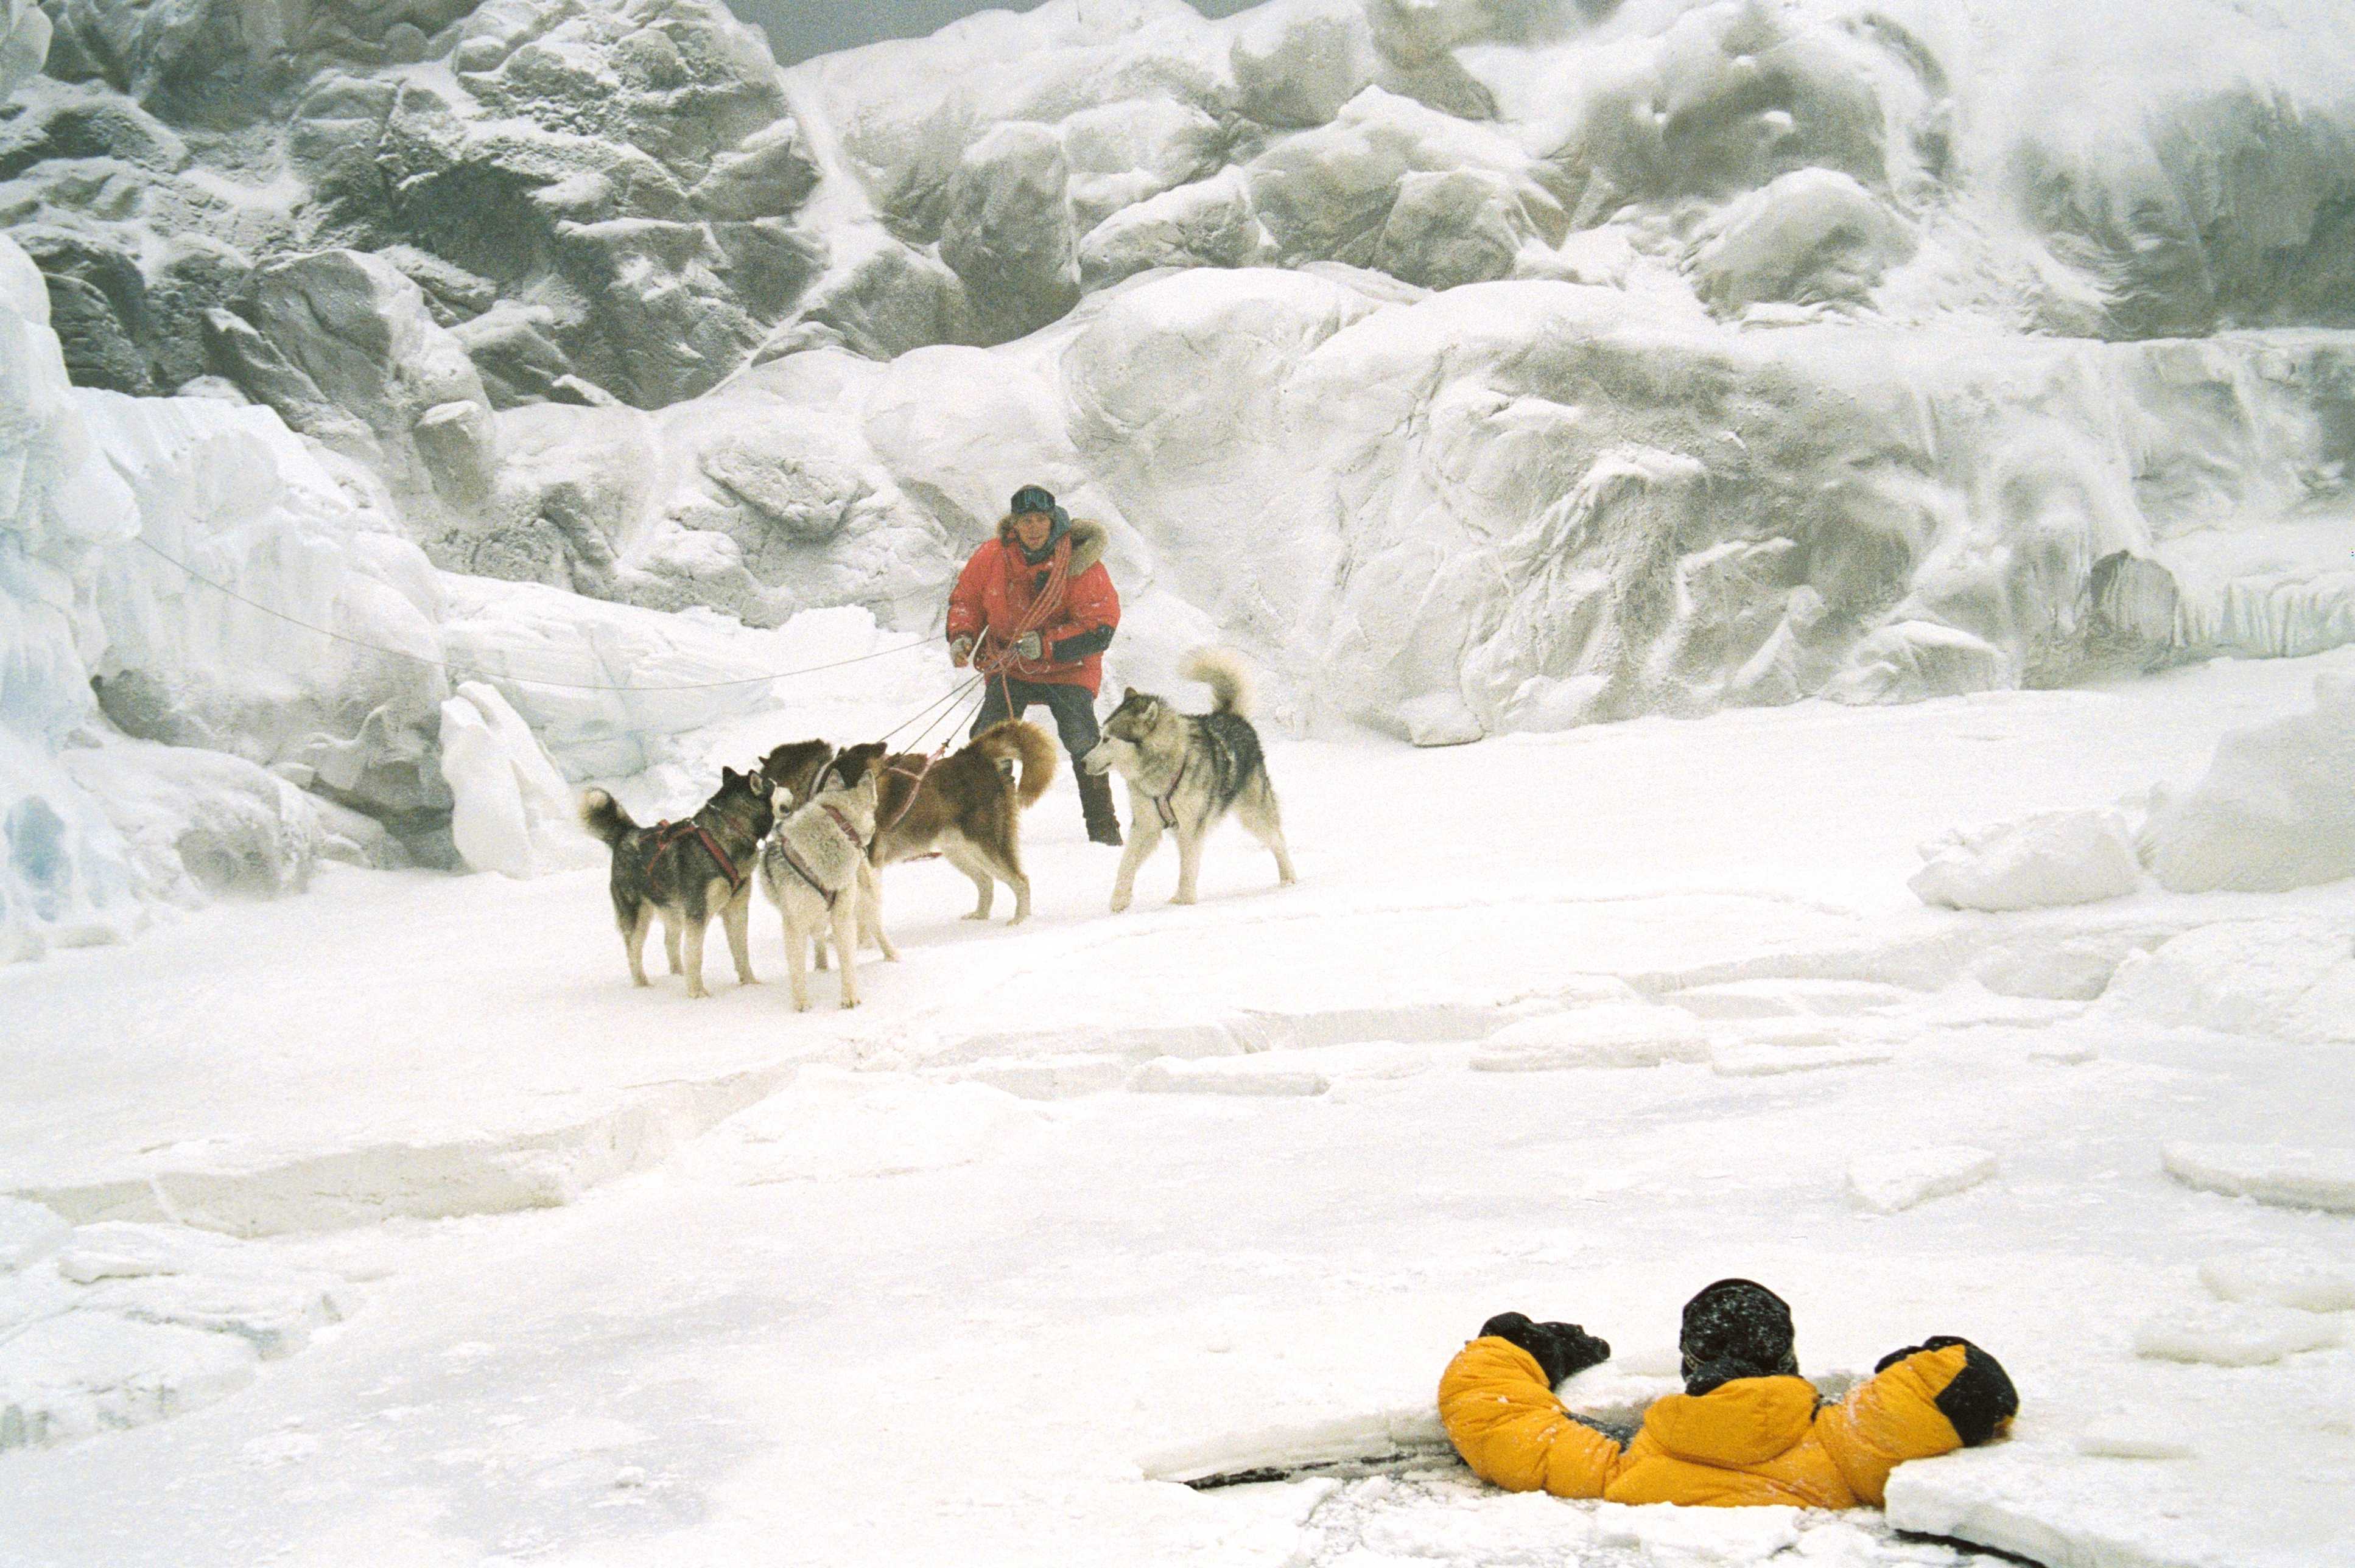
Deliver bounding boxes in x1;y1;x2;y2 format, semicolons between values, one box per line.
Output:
1679;1279;1797;1391
1009;484;1058;517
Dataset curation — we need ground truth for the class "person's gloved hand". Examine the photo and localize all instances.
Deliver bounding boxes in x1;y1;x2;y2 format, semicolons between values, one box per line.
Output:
1872;1335;2018;1446
949;635;974;668
1481;1312;1612;1387
1013;631;1043;660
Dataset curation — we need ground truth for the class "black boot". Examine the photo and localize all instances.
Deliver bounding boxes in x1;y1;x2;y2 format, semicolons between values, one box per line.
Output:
1076;769;1123;846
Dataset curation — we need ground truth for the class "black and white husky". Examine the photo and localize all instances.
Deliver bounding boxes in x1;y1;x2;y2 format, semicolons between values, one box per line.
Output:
580;766;773;998
1082;648;1297;912
759;742;891;1011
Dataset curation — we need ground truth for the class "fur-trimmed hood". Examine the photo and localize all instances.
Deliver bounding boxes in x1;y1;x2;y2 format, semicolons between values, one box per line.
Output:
997;513;1107;576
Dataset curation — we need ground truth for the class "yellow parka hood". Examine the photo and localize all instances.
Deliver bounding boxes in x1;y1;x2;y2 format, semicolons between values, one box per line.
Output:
1644;1377;1821;1466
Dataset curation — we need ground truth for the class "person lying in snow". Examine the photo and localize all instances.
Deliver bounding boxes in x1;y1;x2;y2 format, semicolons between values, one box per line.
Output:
1439;1279;2016;1508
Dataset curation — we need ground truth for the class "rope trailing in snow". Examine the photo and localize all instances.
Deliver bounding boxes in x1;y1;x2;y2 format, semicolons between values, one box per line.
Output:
125;534;935;694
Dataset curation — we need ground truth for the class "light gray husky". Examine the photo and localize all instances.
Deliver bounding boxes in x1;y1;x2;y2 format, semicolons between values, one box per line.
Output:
759;742;893;1010
1082;648;1297;912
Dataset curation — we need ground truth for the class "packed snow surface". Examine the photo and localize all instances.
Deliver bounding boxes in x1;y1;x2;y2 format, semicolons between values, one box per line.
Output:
5;650;2355;1566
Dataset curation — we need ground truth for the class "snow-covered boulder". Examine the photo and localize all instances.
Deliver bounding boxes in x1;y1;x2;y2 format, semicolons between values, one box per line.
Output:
216;250;496;514
1689;168;1913;315
939;122;1082;346
2098;919;2355;1045
2144;674;2355;894
59;739;325;903
76;388;452;816
19;0;813;410
1;0;49;99
1909;808;2144;912
439;682;601;879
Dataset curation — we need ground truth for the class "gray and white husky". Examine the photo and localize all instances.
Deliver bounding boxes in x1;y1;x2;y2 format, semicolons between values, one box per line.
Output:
1083;648;1297;912
580;766;773;998
759;742;893;1010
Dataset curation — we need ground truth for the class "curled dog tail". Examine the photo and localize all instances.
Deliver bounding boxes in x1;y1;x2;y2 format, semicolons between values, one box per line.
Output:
1184;646;1255;719
974;719;1058;809
578;788;637;848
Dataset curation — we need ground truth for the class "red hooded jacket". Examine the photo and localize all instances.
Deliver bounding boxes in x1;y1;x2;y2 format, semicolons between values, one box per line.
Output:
946;515;1119;695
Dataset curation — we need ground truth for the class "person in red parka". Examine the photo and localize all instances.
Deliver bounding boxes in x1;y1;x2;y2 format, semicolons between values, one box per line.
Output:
947;484;1124;845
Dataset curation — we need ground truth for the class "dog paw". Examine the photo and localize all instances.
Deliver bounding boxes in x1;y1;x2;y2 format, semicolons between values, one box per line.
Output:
962;910;992;922
1170;894;1197;907
1109;897;1131;914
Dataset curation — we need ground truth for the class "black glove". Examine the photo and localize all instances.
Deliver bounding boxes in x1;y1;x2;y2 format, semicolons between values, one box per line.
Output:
1872;1335;2018;1446
1481;1312;1612;1387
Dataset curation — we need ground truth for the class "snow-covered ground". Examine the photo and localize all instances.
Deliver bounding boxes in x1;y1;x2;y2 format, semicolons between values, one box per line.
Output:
6;651;2353;1567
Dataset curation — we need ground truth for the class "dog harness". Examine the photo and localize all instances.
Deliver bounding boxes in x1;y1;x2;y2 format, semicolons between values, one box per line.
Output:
820;803;871;850
773;800;874;911
650;819;744;894
1147;752;1187;831
771;838;840;909
876;746;946;839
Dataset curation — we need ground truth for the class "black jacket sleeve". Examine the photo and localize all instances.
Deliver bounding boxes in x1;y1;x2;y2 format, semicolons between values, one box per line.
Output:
1051;623;1115;663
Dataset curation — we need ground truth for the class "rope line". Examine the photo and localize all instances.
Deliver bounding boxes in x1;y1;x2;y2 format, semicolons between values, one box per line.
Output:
876;673;984;748
128;534;935;694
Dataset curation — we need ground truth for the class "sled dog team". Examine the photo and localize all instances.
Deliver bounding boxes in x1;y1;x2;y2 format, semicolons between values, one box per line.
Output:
578;648;1297;1010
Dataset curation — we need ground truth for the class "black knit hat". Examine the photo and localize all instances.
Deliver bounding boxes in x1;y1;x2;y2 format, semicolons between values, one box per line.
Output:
1680;1279;1797;1391
1009;484;1058;517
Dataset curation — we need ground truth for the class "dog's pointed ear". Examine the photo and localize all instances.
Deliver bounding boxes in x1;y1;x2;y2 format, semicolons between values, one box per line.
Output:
1124;686;1139;701
722;766;741;785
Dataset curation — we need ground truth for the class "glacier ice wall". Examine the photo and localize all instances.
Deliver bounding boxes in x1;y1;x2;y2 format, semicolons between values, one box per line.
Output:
12;0;2349;733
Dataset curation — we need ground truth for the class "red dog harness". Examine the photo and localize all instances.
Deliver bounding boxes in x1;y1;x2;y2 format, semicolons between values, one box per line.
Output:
649;819;743;894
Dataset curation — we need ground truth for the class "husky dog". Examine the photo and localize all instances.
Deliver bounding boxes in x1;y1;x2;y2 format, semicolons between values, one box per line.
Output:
760;741;888;1011
580;766;774;997
1083;648;1297;912
866;719;1057;929
756;737;837;813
